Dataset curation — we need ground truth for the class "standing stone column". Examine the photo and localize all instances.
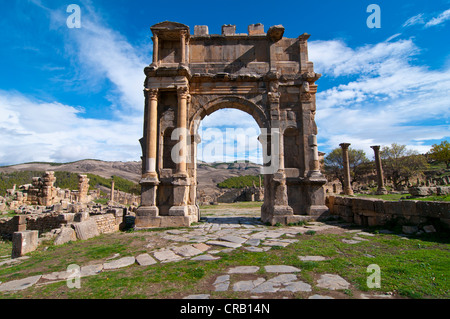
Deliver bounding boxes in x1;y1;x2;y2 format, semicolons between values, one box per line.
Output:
78;174;90;203
110;178;115;202
371;145;387;194
143;88;159;178
339;143;354;196
180;30;187;65
151;34;159;66
309;134;321;176
176;86;189;175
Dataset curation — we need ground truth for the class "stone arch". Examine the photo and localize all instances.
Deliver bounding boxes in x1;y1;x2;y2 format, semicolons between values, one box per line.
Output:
189;96;270;135
135;21;329;229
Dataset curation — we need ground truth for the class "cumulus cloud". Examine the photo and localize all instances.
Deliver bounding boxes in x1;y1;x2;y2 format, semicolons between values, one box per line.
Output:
309;38;450;156
0;90;142;165
198;109;262;163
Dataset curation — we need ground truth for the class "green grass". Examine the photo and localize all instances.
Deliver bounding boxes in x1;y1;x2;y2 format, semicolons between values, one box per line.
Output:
1;223;449;299
352;193;450;202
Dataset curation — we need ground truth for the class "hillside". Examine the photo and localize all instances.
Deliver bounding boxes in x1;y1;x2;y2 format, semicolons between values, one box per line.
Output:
0;159;263;196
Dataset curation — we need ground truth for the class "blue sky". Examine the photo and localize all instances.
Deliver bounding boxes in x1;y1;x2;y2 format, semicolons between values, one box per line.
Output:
0;0;449;165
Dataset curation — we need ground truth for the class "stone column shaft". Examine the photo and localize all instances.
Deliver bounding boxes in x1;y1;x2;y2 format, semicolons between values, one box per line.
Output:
144;89;158;177
180;31;186;64
176;87;188;175
152;35;159;65
339;143;354;195
110;179;115;202
371;145;387;194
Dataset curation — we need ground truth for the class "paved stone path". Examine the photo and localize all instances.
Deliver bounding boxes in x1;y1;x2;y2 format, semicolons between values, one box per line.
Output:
0;216;394;299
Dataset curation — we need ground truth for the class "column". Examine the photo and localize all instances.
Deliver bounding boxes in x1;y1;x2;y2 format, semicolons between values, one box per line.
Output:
309;134;321;176
371;145;387;194
144;88;158;178
151;34;159;66
176;86;188;175
180;30;186;65
110;178;115;202
339;143;354;195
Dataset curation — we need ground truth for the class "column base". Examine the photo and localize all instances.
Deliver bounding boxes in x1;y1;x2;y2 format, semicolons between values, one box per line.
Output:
307;205;330;220
376;188;388;195
169;205;189;216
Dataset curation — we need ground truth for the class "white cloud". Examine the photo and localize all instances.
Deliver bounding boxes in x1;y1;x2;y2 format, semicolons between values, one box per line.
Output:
425;8;450;27
197;109;262;163
0;90;142;165
310;38;450;156
48;3;150;115
403;13;425;27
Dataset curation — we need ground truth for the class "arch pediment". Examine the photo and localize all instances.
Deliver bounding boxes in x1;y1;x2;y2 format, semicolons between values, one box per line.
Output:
151;21;189;32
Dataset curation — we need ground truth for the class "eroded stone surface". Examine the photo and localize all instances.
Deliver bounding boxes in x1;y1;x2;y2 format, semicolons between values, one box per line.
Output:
136;253;157;266
228;266;260;274
264;265;301;273
316;274;350;290
103;256;136;270
0;275;41;292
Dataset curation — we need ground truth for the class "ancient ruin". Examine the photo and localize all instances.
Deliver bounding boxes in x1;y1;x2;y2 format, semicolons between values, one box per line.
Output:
136;21;328;228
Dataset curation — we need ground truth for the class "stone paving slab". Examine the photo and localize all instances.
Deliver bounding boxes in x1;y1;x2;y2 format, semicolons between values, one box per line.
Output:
0;275;41;292
341;239;361;244
183;294;210;299
191;254;220;261
228;266;260;274
219;235;248;245
279;281;312;293
80;264;103;277
264;265;301;273
172;245;203;257
153;250;183;263
308;294;334;299
233;278;265;292
298;256;327;261
316;274;350;290
206;240;241;248
136;253;157;266
103;256;136;270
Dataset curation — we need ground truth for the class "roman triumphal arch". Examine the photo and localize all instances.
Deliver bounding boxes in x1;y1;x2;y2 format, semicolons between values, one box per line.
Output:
135;21;328;228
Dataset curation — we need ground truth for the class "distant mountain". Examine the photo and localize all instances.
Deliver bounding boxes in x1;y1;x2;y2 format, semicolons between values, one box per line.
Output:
0;159;142;183
0;159;262;196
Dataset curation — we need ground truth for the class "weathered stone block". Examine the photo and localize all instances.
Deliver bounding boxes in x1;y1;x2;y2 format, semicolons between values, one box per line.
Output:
248;23;264;35
194;25;208;36
222;24;236;35
54;227;77;245
72;219;99;240
11;230;39;258
74;211;90;222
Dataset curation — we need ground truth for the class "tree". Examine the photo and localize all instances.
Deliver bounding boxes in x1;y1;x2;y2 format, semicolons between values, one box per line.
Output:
428;140;450;168
323;147;369;187
380;143;427;190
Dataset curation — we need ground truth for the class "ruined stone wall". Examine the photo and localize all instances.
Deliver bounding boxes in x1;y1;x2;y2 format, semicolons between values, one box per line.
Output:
1;209;125;238
0;217;18;238
326;195;450;229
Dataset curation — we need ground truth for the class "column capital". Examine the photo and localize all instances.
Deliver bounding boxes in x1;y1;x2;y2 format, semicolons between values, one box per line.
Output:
370;145;381;151
177;86;189;99
268;92;280;104
339;143;351;150
145;88;158;100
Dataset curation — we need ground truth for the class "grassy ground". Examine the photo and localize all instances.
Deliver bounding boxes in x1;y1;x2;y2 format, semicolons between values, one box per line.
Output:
351;193;450;202
0;206;449;299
